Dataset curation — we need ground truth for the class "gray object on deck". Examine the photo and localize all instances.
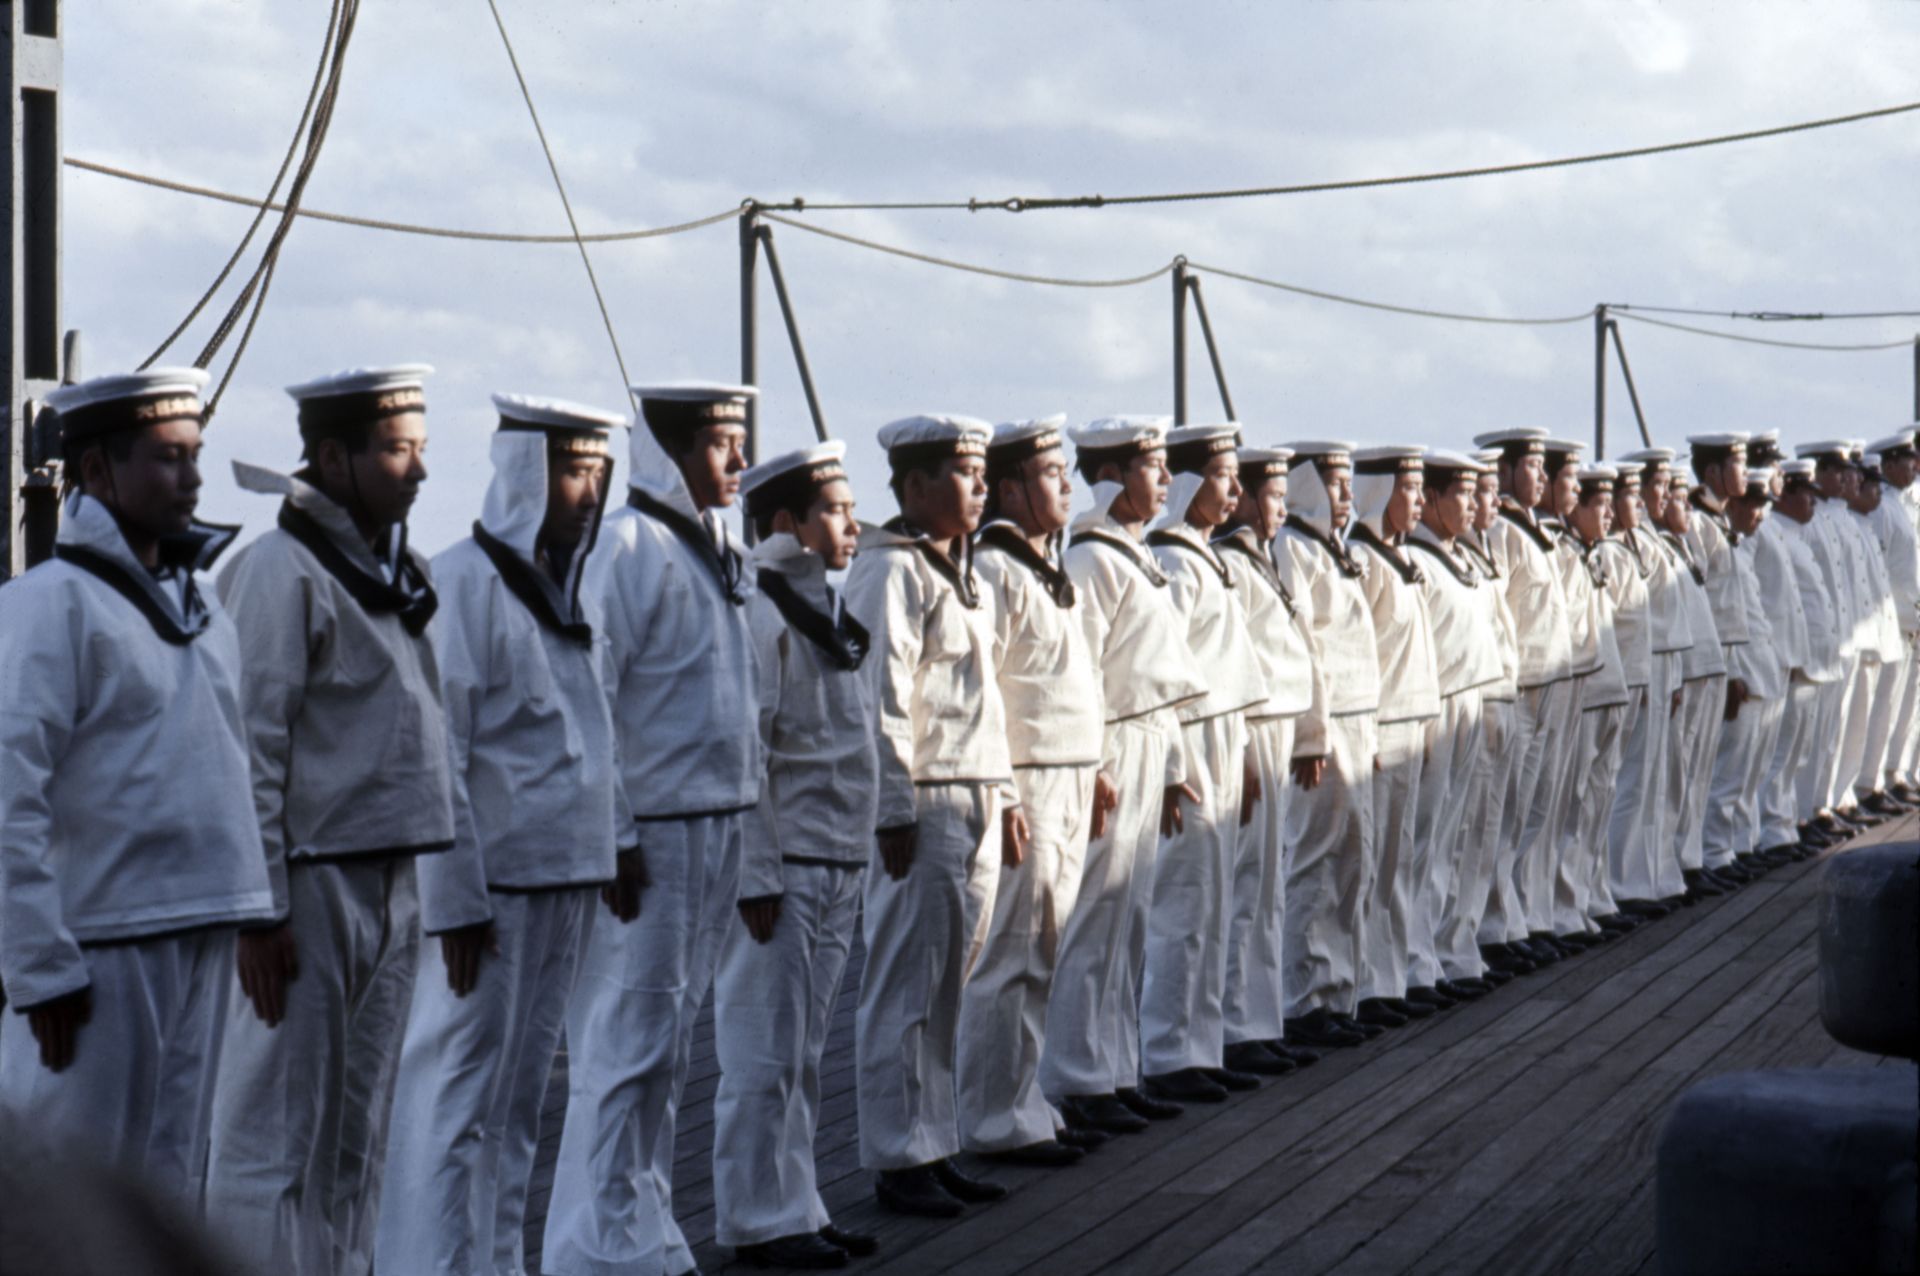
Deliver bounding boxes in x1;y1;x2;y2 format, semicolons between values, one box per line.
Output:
1818;840;1920;1059
1656;1065;1919;1275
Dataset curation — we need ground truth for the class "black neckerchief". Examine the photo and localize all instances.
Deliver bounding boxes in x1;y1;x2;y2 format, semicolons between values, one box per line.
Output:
628;489;746;606
472;523;593;647
1661;530;1707;585
977;523;1075;608
884;516;981;609
1348;521;1424;585
54;545;205;645
1213;527;1296;615
1405;534;1478;588
1147;526;1235;589
1499;499;1558;556
278;502;438;635
1461;531;1501;580
1284;514;1363;579
1689;487;1733;535
1616;527;1650;577
1069;525;1170;588
757;567;869;670
1571;530;1609;587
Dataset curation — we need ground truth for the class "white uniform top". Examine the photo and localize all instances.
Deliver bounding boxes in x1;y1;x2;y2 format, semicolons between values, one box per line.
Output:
1347;522;1441;725
1836;506;1899;661
842;520;1013;831
1622;528;1696;660
1774;516;1844;684
1461;531;1522;702
1564;535;1629;710
417;430;626;934
1729;535;1785;699
1684;493;1752;651
0;496;275;1008
1212;524;1322;720
1663;531;1726;681
220;465;456;917
1555;530;1607;681
587;428;761;820
739;533;879;899
1064;484;1208;728
1148;514;1269;726
1865;488;1920;637
1591;536;1652;689
1747;518;1811;675
1404;525;1505;700
1485;501;1575;689
976;522;1105;767
1807;502;1863;659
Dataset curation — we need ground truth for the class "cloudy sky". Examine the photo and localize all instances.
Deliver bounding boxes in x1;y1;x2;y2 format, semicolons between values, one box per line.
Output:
66;0;1920;553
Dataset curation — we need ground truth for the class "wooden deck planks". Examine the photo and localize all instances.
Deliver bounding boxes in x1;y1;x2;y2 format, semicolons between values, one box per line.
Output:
518;814;1914;1276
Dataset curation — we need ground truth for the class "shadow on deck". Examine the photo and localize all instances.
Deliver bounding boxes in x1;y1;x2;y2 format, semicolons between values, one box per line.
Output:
523;814;1914;1276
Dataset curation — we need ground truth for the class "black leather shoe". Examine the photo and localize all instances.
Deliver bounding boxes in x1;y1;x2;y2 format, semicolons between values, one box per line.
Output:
1555;930;1602;949
1715;862;1756;883
1620;899;1672;917
1405;986;1457;1010
1682;869;1725;898
1202;1065;1263;1091
1056;1124;1110;1150
1224;1040;1297;1075
1330;1011;1387;1039
1283;1010;1367;1049
738;1232;851;1269
1380;995;1440;1018
1262;1039;1323;1066
1115;1085;1184;1120
1354;999;1410;1028
1513;939;1560;966
1144;1067;1230;1103
1757;844;1800;865
1436;979;1489;1000
1487;951;1537;975
933;1159;1007;1203
1060;1093;1149;1134
820;1225;878;1257
875;1166;964;1218
986;1140;1083;1168
1477;966;1517;986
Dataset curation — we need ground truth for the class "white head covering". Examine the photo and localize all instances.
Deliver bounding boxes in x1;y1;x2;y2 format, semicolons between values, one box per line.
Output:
1155;423;1241;529
1351;445;1424;537
1281;440;1356;536
481;393;624;559
1070;416;1170;527
626;380;758;516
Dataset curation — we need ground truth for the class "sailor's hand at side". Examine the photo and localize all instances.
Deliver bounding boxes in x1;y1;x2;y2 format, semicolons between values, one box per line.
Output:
602;847;650;923
25;985;91;1072
739;896;782;944
237;923;300;1028
878;824;918;880
1724;677;1750;722
1162;783;1200;837
1241;752;1262;826
1002;805;1032;868
1089;770;1120;839
440;922;498;997
1291;757;1327;790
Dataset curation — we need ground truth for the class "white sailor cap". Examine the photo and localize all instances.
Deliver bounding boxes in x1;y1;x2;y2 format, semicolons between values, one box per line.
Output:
1071;415;1171;455
1747;429;1786;465
1165;423;1243;473
1796;439;1854;463
1283;440;1359;470
1352;444;1426;475
1611;460;1646;485
492;392;622;457
878;414;991;468
1471;448;1503;469
1866;429;1917;458
1846;438;1868;457
1576;463;1619;495
1739;466;1777;502
1422;448;1488;475
1472;427;1549;460
287;364;432;439
45;367;210;447
1541;437;1586;474
1779;459;1818;481
1616;446;1676;470
631;380;757;438
1861;452;1884;475
987;414;1068;465
1239;445;1295;484
741;440;849;515
1685;431;1750;453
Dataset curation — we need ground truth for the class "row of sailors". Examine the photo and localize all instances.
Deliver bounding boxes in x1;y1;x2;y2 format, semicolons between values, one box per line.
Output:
0;361;1914;1275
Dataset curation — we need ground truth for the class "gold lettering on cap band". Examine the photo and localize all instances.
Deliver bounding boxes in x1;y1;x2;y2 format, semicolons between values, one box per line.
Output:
129;395;203;422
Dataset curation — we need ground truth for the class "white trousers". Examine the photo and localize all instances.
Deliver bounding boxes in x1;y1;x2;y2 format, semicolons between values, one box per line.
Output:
1516;679;1579;938
0;928;233;1220
1042;715;1169;1098
958;764;1093;1151
1704;690;1782;867
1857;650;1907;795
1356;718;1428;1002
1141;712;1246;1074
1674;675;1726;874
1281;712;1377;1019
712;860;862;1248
1828;656;1874;812
1565;704;1626;928
1799;662;1853;816
1409;693;1483;988
1607;683;1658;903
1223;717;1296;1046
855;784;999;1171
543;813;742;1276
1761;678;1821;849
207;859;419;1276
1460;697;1520;969
376;888;593;1276
1892;640;1920;786
1473;697;1528;949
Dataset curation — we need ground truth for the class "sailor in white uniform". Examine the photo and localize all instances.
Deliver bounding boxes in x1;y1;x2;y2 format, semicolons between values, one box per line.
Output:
1738;451;1818;869
1868;431;1920;804
544;381;762;1276
1793;441;1873;839
1850;442;1920;815
1404;450;1502;1001
1658;475;1731;896
711;442;880;1270
1140;424;1269;1100
1213;446;1328;1070
208;365;456;1276
1470;428;1575;973
0;369;274;1217
1837;443;1905;826
1274;442;1384;1048
845;416;1019;1218
1348;446;1444;1020
958;417;1109;1166
1768;460;1847;856
375;395;628;1276
1042;418;1207;1134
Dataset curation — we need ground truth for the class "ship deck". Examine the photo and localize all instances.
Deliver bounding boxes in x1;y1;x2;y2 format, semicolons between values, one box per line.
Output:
523;812;1914;1276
